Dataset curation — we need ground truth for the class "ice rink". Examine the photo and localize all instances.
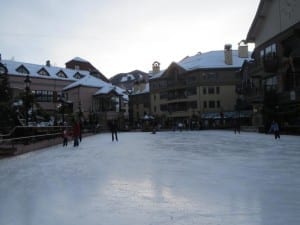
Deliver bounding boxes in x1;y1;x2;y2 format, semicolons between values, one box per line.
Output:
0;130;299;225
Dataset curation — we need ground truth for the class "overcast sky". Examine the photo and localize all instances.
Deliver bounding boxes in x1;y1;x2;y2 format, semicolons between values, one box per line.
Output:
0;0;260;78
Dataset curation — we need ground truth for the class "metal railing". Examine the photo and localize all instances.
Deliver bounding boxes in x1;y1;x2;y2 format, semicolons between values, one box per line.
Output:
0;126;69;157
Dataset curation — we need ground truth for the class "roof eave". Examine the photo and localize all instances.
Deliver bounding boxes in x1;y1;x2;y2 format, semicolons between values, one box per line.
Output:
246;0;269;43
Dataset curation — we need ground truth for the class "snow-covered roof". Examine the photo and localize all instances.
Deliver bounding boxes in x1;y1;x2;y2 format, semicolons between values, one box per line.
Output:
63;74;128;100
131;83;149;95
95;85;127;97
151;50;251;79
2;59;89;81
178;50;250;71
150;70;165;79
63;75;108;90
71;57;89;62
120;74;135;82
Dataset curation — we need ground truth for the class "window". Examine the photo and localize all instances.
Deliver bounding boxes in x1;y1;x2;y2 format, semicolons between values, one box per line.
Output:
203;101;207;108
16;65;29;74
38;68;50;76
209;101;215;108
208;87;215;94
265;44;276;58
203;87;207;94
216;101;220;108
74;72;84;79
189;101;197;109
56;70;67;78
160;104;168;112
187;76;196;85
160;81;167;88
260;43;277;63
62;92;68;100
34;90;54;102
187;87;197;96
160;92;168;99
264;76;278;91
208;72;217;80
216;87;220;94
154;106;157;113
260;50;264;65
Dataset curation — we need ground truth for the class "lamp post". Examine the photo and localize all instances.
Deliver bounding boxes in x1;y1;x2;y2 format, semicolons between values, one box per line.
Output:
24;75;31;126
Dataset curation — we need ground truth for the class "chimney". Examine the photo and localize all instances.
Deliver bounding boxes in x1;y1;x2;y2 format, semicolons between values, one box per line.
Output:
238;40;249;58
224;44;233;65
46;60;51;67
152;61;160;74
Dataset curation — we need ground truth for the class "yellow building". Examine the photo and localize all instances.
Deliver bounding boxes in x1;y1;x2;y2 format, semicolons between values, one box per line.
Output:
149;45;251;128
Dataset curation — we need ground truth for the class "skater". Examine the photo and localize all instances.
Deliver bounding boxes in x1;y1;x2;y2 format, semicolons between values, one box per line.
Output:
178;122;183;132
73;121;81;147
79;121;83;142
62;128;68;147
269;120;280;139
233;118;240;134
109;120;118;141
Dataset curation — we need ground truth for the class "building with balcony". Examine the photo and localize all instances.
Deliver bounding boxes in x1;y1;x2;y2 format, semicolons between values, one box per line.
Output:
63;75;128;129
0;56;127;128
129;80;150;128
243;0;300;130
149;45;251;128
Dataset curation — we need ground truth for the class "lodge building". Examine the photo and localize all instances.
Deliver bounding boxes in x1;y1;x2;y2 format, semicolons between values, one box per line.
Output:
0;57;127;128
241;0;300;130
148;44;252;128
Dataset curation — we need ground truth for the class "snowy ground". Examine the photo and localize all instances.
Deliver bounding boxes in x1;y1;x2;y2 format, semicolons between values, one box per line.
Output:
0;130;300;225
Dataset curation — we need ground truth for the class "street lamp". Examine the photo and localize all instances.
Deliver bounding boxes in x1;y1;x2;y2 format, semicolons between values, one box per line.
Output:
24;75;31;126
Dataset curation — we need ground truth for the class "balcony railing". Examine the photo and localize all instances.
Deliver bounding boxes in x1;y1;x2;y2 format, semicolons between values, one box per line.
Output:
244;87;264;103
248;64;264;78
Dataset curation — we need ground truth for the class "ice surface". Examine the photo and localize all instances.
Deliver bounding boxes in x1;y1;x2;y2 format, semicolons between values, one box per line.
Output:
0;130;300;225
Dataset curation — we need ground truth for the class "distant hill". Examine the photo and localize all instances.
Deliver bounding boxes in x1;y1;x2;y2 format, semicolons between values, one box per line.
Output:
109;70;149;90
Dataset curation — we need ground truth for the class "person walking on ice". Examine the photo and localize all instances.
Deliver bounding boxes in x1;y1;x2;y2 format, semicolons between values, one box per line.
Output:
109;120;118;142
62;128;69;147
269;120;280;139
73;120;81;147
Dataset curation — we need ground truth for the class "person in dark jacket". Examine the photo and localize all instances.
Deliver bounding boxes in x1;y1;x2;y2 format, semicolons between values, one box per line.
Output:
109;120;118;141
63;128;69;147
73;121;80;147
233;118;240;134
269;120;280;139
